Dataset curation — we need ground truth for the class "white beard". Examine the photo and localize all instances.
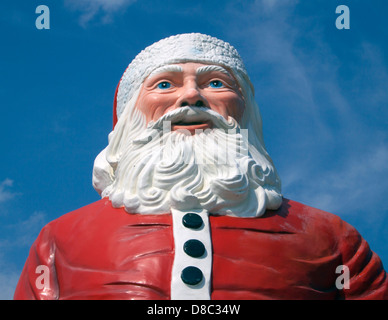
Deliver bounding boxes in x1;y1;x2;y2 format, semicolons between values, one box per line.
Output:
93;106;282;217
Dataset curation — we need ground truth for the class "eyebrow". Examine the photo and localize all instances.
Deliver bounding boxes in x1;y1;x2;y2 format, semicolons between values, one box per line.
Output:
196;65;231;76
148;65;183;79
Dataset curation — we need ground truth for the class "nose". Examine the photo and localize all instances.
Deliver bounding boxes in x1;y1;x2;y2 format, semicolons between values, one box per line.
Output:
177;83;208;108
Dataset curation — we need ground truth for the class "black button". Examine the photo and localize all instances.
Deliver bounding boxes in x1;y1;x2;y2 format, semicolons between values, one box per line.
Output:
182;213;203;229
184;239;205;258
181;266;203;285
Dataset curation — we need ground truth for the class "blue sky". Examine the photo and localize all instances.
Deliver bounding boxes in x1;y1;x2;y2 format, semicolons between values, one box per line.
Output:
1;0;387;299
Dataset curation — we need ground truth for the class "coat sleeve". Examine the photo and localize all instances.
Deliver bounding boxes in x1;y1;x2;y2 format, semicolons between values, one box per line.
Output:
13;223;59;300
337;219;388;300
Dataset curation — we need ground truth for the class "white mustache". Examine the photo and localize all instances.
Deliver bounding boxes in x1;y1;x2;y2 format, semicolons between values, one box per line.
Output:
147;106;239;131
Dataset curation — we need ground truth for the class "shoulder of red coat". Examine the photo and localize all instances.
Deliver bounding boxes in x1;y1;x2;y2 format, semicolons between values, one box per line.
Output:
279;198;345;232
46;198;172;230
210;198;344;235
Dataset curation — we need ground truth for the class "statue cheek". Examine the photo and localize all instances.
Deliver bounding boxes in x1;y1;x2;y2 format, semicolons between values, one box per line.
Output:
136;94;162;116
224;96;245;122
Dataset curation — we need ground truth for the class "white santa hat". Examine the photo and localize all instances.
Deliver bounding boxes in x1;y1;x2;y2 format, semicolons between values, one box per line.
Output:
112;33;254;128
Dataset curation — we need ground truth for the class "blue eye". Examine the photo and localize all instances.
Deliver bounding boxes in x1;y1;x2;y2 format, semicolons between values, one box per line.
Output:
157;81;171;89
209;80;224;88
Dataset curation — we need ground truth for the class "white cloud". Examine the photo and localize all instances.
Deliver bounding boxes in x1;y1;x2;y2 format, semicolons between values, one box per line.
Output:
260;0;299;12
0;211;47;299
0;179;17;204
0;271;20;300
356;42;388;108
0;177;48;299
283;144;388;216
65;0;137;25
1;211;47;248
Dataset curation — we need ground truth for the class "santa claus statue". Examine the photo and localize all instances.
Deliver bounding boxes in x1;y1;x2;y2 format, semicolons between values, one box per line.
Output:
14;33;387;300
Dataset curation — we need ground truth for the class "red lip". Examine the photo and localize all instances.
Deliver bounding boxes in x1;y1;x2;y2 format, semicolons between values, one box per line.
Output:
172;121;213;134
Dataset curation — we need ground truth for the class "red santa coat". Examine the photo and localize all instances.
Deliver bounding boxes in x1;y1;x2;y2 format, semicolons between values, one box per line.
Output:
14;198;388;300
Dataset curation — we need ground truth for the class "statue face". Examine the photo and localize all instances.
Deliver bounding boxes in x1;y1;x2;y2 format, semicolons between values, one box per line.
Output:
135;62;245;133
